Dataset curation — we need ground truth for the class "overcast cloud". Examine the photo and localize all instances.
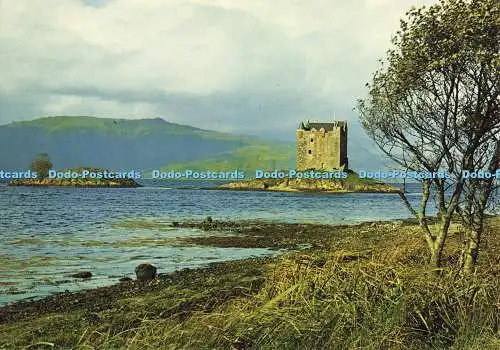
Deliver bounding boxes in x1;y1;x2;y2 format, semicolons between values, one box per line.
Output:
0;0;436;138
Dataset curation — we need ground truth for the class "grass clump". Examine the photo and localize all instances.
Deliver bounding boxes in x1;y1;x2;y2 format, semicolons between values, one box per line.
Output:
143;254;498;349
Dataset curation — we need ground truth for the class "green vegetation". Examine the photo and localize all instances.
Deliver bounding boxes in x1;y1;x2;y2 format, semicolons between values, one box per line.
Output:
9;167;141;188
11;116;197;137
219;170;399;192
1;217;498;349
1;115;299;172
10;116;269;142
0;255;57;273
30;153;53;179
163;143;295;175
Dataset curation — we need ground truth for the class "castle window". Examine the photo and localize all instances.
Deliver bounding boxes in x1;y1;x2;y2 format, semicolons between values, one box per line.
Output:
308;150;312;154
310;138;314;142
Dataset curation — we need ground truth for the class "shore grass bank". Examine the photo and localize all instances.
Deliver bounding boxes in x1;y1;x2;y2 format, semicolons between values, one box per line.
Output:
8;167;141;188
0;217;498;349
8;177;141;188
217;170;400;193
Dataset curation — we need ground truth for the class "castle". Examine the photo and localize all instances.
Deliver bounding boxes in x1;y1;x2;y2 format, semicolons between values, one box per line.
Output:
296;120;348;171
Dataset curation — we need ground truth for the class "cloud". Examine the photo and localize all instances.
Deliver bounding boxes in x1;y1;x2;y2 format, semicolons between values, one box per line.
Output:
0;0;437;136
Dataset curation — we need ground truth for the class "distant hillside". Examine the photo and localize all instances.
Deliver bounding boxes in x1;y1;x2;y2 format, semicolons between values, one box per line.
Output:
0;116;387;173
164;143;296;174
0;116;292;171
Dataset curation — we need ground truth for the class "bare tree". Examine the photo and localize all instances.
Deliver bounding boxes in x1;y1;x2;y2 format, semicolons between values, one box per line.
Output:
357;0;499;270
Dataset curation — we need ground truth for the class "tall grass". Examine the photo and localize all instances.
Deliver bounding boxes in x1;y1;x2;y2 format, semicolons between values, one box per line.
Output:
73;222;499;349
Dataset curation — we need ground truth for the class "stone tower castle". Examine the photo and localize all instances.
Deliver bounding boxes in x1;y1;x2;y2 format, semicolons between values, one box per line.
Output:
296;120;348;171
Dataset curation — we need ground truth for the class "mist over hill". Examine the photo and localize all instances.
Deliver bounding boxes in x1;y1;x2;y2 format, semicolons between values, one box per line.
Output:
0;116;385;172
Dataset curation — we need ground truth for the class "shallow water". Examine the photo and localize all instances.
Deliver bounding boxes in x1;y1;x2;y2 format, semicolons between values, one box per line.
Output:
0;180;425;305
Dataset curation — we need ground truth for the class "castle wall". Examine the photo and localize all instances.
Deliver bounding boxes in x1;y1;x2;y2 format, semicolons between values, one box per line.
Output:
296;123;348;171
339;126;348;169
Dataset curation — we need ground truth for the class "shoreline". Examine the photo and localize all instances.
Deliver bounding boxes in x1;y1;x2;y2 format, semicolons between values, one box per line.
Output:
209;186;401;193
7;178;141;188
216;177;401;193
1;217;498;348
0;218;410;320
2;178;403;193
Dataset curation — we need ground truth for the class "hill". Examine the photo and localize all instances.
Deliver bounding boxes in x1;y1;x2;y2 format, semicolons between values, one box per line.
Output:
0;116;387;173
163;143;296;174
0;116;291;171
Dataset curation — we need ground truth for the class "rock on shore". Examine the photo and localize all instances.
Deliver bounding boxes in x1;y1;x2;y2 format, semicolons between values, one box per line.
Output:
135;264;157;281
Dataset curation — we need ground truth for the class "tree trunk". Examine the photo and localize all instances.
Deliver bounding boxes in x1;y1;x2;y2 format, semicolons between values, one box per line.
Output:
429;246;442;268
462;227;481;274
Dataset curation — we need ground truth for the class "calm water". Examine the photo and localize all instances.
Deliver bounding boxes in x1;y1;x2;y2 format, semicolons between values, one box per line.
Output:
0;180;425;305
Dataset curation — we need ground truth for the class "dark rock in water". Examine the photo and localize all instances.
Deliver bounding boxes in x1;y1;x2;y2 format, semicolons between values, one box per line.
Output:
119;277;133;283
172;221;179;227
203;216;213;223
70;271;92;279
135;264;157;281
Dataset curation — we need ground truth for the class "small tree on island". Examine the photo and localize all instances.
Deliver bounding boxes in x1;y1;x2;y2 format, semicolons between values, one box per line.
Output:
31;153;53;179
357;0;499;272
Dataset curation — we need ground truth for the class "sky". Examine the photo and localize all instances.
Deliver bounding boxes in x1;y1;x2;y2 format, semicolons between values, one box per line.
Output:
0;0;436;140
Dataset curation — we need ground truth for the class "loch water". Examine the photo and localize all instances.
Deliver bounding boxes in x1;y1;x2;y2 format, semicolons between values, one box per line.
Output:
0;180;426;305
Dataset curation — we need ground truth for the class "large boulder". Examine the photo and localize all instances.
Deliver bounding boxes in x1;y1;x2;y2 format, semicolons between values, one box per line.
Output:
135;263;157;281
